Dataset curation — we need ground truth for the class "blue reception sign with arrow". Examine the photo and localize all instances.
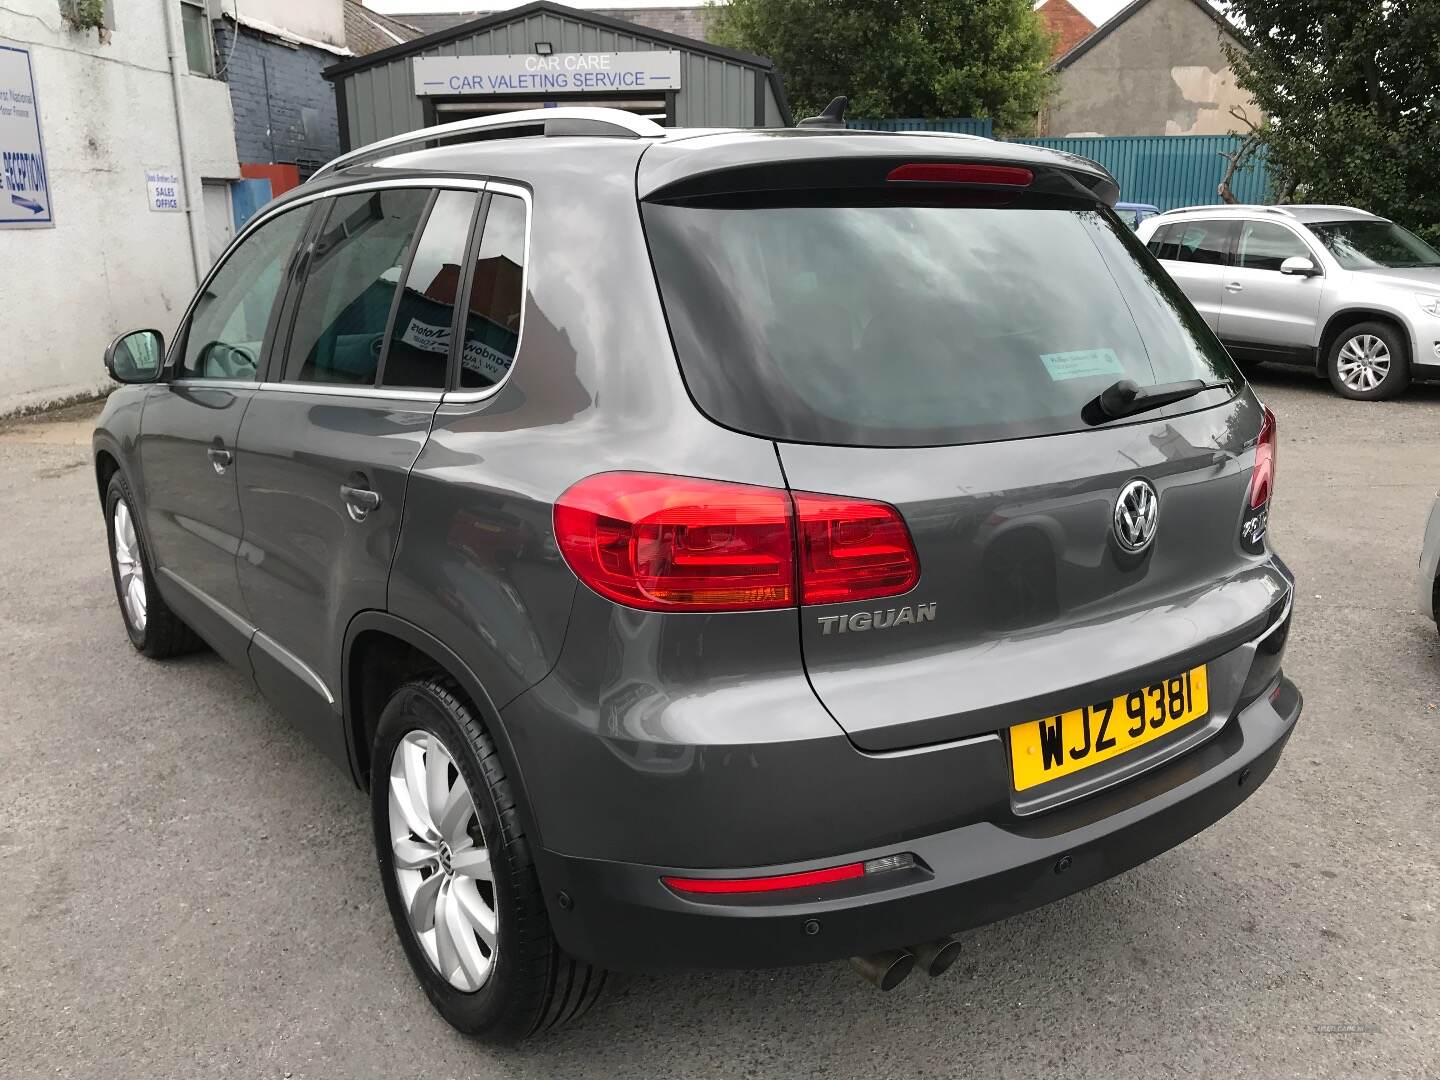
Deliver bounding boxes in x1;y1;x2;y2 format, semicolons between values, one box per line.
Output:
0;43;52;229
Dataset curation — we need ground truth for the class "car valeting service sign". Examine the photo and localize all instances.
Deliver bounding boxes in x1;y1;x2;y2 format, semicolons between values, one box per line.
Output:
0;43;51;228
412;52;682;96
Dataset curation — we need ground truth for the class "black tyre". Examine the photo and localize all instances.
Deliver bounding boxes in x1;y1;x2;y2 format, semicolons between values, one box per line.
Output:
103;472;205;658
1327;321;1409;400
371;677;606;1041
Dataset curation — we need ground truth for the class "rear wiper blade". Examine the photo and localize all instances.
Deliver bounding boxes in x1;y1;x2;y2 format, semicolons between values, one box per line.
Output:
1082;378;1231;425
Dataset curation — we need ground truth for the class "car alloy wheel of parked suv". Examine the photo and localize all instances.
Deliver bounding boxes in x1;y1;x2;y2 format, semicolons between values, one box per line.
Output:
1138;204;1440;400
93;107;1301;1041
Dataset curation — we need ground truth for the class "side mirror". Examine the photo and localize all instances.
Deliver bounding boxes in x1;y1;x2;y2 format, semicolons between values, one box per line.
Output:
1280;256;1320;277
104;329;165;384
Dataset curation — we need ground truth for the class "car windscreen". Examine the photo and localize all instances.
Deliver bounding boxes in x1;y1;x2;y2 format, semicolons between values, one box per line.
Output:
643;199;1239;447
1307;219;1440;270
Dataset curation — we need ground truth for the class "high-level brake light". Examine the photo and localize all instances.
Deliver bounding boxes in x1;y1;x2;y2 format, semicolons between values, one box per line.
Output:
886;163;1034;186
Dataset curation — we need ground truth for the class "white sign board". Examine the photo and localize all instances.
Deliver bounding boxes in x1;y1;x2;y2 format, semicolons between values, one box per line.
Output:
0;44;52;228
413;52;682;97
145;169;183;212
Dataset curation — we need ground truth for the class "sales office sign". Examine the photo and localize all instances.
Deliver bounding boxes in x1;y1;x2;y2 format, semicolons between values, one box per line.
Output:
412;52;682;96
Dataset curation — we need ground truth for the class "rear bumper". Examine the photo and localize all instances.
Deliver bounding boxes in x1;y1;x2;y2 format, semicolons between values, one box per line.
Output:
536;678;1301;973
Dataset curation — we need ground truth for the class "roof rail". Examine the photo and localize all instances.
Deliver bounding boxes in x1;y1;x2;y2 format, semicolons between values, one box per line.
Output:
1154;203;1292;217
310;107;666;182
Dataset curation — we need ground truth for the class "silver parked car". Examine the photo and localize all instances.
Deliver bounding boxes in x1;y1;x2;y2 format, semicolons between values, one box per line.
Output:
1137;205;1440;400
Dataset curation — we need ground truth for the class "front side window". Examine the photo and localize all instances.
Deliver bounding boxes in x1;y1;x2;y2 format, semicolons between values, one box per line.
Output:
458;193;526;391
1306;219;1440;270
1236;221;1312;272
282;188;430;386
180;205;310;381
644;199;1238;447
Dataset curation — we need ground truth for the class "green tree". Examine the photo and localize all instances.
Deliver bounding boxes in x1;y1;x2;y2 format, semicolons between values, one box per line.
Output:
1223;0;1440;241
710;0;1055;136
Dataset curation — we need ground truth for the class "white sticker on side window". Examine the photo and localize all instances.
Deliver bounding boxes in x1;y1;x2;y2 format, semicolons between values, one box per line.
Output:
1039;348;1126;381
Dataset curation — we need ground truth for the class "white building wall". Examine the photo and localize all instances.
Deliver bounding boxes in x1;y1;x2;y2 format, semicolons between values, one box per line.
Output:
221;0;346;51
0;1;239;415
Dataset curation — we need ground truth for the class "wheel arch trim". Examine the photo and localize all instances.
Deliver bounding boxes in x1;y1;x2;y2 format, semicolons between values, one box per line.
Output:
341;610;540;844
1318;308;1413;371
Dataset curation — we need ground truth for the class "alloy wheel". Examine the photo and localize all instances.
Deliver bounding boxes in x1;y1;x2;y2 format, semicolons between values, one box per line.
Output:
1335;334;1391;393
387;729;498;992
112;499;147;632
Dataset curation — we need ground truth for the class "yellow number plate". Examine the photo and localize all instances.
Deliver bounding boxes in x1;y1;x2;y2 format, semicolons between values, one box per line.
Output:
1008;666;1210;792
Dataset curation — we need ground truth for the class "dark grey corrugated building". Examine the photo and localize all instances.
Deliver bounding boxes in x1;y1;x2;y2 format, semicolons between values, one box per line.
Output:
323;0;790;150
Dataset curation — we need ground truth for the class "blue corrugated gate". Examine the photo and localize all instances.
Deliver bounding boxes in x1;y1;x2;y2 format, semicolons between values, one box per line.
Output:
848;121;1271;210
1011;135;1270;210
847;117;995;137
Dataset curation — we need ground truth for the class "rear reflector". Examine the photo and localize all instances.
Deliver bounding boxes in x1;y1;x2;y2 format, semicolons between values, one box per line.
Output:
663;862;864;894
887;162;1034;186
554;472;920;612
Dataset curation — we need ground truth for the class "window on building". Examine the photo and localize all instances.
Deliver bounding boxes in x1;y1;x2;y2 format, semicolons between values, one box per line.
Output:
458;193;527;391
179;0;214;76
181;206;312;381
282;188;431;387
381;190;480;390
1236;221;1312;272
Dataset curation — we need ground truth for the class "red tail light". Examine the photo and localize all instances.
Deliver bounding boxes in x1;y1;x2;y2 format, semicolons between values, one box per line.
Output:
794;493;920;604
887;162;1034;186
554;473;920;612
553;474;794;611
1248;404;1277;508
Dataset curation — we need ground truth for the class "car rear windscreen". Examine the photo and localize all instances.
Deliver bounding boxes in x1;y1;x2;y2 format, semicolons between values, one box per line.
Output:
643;201;1239;447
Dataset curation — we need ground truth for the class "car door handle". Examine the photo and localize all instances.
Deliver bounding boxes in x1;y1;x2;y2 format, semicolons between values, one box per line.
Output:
207;447;233;475
1225;281;1244;293
340;483;380;522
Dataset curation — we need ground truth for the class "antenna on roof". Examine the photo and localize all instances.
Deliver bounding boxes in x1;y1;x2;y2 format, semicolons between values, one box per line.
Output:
797;96;850;129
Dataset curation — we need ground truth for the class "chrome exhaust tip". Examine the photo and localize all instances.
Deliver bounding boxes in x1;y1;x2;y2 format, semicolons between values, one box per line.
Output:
909;935;962;978
849;948;916;991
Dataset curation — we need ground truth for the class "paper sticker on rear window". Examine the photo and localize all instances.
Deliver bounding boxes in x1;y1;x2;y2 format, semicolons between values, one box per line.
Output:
1040;348;1125;381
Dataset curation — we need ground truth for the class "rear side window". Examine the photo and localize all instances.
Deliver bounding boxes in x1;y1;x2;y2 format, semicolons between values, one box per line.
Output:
282;188;430;386
644;201;1238;447
1150;220;1229;264
381;189;479;389
1236;221;1311;272
458;192;526;391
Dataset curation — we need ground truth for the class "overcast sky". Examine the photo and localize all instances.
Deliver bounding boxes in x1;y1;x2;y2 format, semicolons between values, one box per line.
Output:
366;0;1134;30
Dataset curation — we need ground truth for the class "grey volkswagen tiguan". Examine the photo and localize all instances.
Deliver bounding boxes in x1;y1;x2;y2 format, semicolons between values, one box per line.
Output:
92;108;1301;1041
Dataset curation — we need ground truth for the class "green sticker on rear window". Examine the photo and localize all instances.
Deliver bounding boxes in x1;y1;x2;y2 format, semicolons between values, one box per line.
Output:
1040;348;1125;381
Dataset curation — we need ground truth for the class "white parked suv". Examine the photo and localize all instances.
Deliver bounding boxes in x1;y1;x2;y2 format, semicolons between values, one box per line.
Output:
1137;204;1440;399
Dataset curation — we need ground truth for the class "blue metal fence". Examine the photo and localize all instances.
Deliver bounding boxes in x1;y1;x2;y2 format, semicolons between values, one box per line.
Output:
847;117;995;137
847;120;1271;210
1010;134;1271;211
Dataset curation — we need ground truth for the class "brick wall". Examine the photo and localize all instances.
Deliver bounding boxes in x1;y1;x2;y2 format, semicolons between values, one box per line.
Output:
214;22;341;177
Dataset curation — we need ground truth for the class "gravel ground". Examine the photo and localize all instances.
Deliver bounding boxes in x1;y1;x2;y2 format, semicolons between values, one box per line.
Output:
0;368;1436;1079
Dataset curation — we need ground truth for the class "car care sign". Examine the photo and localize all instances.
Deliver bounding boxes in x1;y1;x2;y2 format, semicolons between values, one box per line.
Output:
413;52;682;96
0;43;52;228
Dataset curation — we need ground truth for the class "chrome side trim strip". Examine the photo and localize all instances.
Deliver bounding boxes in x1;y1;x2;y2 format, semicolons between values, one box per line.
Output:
252;630;336;705
156;567;257;640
